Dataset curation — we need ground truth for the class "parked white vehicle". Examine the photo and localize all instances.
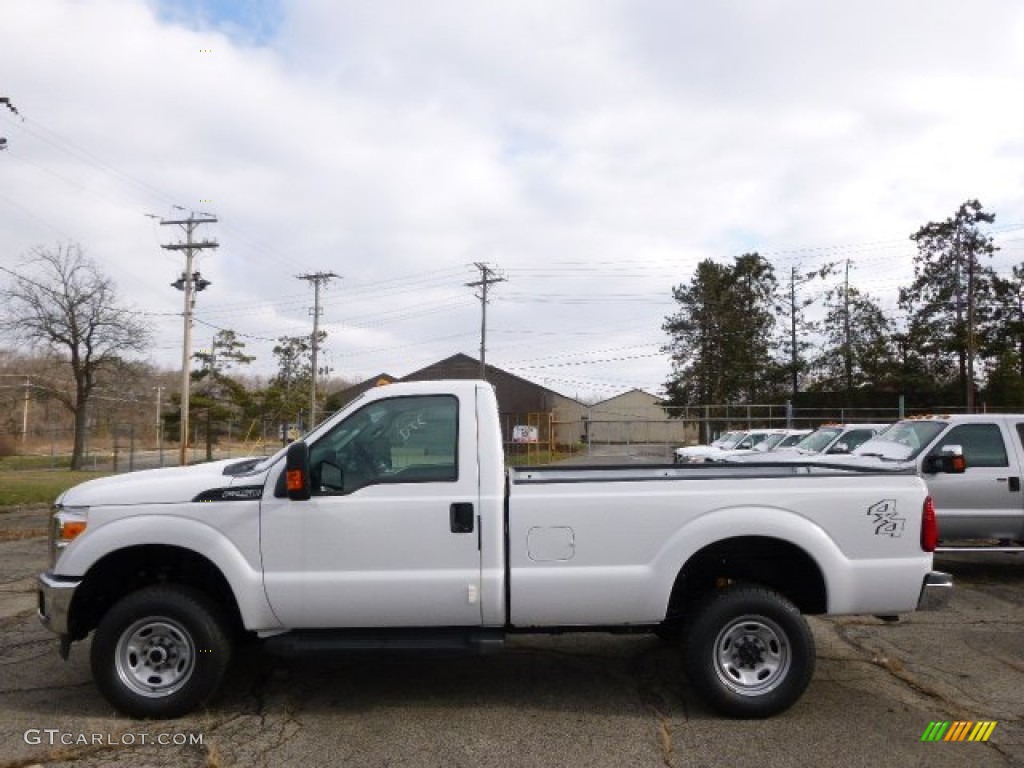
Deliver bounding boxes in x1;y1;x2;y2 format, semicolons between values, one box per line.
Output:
39;381;954;720
707;429;812;462
673;429;775;464
727;424;889;463
839;414;1024;550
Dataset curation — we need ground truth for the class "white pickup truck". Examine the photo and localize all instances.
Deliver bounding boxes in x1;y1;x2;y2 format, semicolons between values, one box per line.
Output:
844;414;1024;550
39;380;955;720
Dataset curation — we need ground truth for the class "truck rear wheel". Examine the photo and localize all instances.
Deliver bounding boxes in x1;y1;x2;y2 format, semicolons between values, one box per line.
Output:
91;585;232;719
683;585;814;718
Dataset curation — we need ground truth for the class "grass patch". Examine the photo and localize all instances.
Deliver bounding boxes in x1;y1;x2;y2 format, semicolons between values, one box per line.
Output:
0;470;110;507
505;449;579;466
0;454;74;470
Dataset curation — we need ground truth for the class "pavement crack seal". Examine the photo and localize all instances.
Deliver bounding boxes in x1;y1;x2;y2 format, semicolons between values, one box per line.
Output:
628;646;682;767
832;623;975;719
652;707;675;768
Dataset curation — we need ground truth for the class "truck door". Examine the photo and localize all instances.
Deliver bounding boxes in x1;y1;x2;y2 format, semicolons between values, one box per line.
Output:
259;393;483;628
922;421;1024;541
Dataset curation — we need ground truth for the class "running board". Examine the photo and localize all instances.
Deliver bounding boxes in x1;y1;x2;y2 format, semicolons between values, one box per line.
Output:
263;628;506;656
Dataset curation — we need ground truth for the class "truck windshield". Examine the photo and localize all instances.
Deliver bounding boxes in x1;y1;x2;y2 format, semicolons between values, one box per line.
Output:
794;428;842;454
712;431;741;447
754;433;787;451
719;433;748;449
853;421;948;461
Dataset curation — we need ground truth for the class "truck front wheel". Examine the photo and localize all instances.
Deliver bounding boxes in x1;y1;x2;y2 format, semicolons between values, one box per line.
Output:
683;585;814;718
91;585;232;719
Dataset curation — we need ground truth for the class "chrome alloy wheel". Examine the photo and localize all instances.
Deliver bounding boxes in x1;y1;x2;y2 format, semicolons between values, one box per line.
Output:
114;617;196;698
712;614;792;696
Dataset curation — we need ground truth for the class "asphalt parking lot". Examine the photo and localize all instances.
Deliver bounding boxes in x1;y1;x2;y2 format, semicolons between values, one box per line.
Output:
1;503;1021;768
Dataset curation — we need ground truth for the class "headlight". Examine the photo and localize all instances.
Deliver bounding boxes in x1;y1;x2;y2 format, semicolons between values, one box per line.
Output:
50;505;89;569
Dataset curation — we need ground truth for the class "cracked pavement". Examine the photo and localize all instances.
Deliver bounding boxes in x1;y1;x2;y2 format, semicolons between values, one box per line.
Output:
0;504;1021;767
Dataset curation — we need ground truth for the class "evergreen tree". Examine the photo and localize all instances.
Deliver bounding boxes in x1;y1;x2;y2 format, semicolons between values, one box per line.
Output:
899;200;998;410
811;283;896;398
663;253;782;416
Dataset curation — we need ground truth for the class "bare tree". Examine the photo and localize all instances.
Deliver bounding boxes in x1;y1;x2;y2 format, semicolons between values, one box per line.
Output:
0;243;152;469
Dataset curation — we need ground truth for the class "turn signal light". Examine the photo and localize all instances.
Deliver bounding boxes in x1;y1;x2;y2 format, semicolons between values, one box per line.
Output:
60;520;87;542
286;469;306;491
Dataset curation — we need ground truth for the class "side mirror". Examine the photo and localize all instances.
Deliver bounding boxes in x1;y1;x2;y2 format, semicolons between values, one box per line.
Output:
828;442;850;455
922;446;966;475
285;441;311;500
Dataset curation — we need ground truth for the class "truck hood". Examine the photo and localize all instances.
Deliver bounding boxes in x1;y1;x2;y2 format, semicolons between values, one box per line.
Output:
56;458;270;507
806;452;914;470
676;445;723;457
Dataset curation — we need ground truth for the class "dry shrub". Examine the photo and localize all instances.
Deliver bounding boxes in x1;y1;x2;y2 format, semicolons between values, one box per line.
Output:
0;432;17;458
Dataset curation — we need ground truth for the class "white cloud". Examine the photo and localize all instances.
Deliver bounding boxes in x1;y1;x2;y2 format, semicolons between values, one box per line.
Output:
1;0;1022;399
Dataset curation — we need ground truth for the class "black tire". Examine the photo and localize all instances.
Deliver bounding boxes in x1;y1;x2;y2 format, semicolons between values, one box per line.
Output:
683;585;814;718
91;585;232;719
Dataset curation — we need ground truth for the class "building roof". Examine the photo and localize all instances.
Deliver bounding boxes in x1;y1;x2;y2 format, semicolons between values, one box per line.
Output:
324;373;397;410
401;353;582;405
590;388;665;408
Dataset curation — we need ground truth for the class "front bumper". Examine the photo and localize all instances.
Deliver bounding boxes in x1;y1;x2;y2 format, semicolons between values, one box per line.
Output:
38;571;81;636
916;570;953;611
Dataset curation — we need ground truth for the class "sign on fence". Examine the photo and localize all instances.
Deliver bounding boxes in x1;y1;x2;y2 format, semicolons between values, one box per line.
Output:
512;425;540;444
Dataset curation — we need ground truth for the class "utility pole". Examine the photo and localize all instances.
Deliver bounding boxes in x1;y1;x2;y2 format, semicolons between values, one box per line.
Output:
22;377;30;445
466;262;506;379
844;259;852;398
154;385;164;468
966;233;976;414
296;272;339;429
161;210;218;465
789;267;798;401
1;96;21;152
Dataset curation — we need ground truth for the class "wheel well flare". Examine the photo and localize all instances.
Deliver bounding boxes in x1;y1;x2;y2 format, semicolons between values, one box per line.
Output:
68;545;242;640
668;536;827;619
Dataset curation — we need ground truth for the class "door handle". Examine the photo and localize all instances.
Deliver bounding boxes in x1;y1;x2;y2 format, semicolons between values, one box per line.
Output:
450;503;475;533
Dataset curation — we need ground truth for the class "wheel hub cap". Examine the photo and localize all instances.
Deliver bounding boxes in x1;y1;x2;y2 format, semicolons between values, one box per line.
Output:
713;615;792;696
115;617;196;698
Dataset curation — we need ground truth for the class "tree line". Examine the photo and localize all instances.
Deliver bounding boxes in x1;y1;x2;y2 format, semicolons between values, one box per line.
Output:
0;243;351;469
662;200;1024;413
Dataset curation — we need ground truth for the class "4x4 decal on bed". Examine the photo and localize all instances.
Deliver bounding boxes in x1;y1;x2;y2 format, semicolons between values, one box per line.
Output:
867;499;905;537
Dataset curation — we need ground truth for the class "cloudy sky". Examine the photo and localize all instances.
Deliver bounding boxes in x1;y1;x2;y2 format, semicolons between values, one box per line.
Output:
2;0;1023;401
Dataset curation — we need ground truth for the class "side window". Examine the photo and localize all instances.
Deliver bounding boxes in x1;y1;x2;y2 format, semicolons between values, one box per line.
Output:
930;424;1008;468
308;395;458;494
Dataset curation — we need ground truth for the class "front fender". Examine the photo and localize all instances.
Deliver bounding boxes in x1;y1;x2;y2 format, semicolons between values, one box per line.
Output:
56;509;281;631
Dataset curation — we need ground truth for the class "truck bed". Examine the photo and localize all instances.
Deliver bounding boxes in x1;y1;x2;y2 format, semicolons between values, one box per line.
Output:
509;461;915;484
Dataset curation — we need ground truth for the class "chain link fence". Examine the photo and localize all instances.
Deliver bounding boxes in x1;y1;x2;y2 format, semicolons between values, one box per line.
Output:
6;399;1024;472
0;421;279;472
